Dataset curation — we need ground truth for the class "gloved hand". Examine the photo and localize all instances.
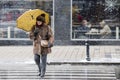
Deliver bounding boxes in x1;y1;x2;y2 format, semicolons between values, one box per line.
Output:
34;29;39;37
33;28;39;40
48;41;53;48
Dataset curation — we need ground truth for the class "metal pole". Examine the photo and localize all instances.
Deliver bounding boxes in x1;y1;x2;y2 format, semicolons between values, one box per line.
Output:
8;27;11;38
116;26;119;39
85;40;90;61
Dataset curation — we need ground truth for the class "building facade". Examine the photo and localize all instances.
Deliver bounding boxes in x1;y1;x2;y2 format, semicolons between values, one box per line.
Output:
0;0;120;45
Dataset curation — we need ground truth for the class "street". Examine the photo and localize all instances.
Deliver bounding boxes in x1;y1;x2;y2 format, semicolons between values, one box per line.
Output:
0;64;117;80
0;46;120;80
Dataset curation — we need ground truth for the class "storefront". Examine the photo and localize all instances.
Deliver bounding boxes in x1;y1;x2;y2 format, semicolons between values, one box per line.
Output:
0;0;120;45
72;0;120;40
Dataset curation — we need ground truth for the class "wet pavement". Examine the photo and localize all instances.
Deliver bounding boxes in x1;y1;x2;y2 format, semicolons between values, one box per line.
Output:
0;64;118;80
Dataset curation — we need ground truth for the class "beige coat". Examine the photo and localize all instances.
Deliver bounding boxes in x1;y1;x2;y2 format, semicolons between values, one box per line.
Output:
100;25;111;38
29;24;54;55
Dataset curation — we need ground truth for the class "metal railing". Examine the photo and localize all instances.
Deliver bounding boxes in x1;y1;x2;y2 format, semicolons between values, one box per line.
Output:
0;27;29;39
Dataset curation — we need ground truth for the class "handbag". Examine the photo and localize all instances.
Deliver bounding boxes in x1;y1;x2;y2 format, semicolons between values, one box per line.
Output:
41;40;48;47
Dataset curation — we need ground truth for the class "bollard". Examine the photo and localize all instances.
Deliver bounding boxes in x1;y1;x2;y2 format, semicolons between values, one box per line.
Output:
85;40;90;61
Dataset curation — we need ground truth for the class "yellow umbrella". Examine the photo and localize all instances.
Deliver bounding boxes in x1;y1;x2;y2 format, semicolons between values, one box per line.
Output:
16;9;49;32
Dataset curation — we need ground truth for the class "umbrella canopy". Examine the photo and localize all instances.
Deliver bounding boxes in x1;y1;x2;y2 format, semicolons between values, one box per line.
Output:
16;9;49;32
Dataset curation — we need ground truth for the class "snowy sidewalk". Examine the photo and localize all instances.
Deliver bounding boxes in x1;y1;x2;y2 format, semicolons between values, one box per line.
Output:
0;45;120;64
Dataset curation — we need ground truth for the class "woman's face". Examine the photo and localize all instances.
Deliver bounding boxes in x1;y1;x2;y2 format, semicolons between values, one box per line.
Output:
37;21;42;26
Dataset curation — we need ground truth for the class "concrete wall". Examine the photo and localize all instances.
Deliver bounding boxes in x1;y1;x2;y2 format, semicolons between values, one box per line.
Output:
54;0;72;45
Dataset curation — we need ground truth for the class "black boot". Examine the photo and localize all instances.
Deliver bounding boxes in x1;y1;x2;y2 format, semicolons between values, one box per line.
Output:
40;71;45;78
40;74;45;78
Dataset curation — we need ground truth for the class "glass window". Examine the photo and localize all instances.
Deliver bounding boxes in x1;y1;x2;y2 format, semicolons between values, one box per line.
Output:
72;0;120;40
0;0;53;39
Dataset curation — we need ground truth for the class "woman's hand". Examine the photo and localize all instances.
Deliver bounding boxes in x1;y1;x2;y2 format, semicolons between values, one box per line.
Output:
48;41;53;48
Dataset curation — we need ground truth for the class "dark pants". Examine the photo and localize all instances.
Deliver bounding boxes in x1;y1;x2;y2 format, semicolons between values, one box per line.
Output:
34;53;47;76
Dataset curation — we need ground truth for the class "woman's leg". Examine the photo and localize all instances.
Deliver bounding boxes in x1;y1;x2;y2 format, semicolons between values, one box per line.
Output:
40;53;47;77
34;54;41;74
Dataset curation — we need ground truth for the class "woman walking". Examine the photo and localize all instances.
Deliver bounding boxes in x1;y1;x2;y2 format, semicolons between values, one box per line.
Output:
29;15;54;78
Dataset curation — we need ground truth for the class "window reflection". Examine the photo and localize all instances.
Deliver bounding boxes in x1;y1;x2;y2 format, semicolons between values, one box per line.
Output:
72;0;120;39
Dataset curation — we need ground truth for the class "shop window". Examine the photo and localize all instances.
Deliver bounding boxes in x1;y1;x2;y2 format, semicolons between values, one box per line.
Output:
71;0;120;40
